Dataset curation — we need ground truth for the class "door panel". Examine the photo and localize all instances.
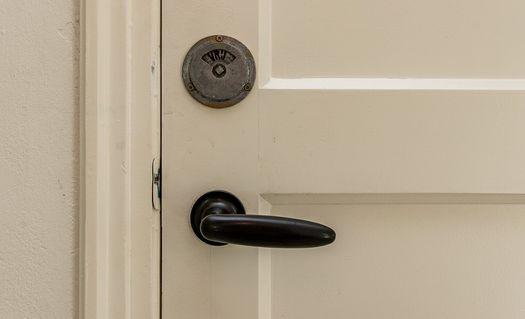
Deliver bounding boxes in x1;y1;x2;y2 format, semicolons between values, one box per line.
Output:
271;0;525;77
162;0;525;318
267;197;525;319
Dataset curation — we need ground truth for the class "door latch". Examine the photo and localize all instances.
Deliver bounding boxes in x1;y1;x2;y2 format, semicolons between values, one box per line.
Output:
152;157;161;210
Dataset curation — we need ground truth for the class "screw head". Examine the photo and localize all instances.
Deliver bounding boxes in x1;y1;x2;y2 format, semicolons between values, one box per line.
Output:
187;83;195;91
243;83;252;91
215;35;223;42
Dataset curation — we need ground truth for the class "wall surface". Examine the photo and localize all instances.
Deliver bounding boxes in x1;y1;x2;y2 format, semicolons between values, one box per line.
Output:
0;0;79;317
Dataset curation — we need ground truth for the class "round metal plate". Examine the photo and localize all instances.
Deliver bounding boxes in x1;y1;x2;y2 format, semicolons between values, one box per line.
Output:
182;35;256;108
190;190;246;246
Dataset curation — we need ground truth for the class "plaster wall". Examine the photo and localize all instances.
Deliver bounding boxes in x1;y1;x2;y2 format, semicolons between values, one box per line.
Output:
0;0;79;317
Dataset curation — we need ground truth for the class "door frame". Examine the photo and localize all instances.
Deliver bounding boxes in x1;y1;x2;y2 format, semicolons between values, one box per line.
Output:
80;0;161;318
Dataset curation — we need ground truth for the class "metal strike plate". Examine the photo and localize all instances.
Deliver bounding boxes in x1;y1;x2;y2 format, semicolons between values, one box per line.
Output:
182;35;256;108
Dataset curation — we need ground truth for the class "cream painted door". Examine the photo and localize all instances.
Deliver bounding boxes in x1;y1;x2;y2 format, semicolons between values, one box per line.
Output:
162;1;525;318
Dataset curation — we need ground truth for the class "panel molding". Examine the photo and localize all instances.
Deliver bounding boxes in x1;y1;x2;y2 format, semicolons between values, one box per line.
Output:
80;0;161;317
262;78;525;91
258;0;272;85
262;193;525;205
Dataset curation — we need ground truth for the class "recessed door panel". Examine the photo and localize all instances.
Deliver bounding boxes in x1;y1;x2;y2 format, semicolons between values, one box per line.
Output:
268;198;525;319
271;0;525;78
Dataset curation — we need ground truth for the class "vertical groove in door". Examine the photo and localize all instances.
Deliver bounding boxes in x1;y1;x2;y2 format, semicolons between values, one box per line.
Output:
159;0;163;317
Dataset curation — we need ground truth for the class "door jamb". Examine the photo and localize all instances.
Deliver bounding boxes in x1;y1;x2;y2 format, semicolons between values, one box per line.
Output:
80;0;161;317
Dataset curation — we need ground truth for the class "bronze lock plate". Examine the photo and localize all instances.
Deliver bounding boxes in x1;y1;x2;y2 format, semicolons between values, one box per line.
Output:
182;35;256;108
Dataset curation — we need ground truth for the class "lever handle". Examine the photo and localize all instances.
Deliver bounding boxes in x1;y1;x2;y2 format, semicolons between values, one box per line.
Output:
201;214;335;248
191;191;336;248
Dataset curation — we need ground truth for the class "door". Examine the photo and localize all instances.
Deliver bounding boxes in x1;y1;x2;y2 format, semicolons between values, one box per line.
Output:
162;1;525;318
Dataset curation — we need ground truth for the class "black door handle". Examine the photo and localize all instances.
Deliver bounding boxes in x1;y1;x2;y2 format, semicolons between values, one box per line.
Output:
190;191;336;248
